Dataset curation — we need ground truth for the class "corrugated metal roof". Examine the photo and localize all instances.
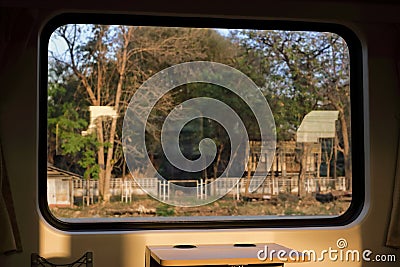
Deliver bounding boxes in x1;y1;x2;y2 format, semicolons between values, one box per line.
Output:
296;110;339;143
47;164;82;179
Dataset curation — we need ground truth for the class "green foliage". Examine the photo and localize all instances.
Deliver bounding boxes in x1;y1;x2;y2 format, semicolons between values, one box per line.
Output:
48;94;100;179
48;24;351;184
234;30;349;142
156;204;175;216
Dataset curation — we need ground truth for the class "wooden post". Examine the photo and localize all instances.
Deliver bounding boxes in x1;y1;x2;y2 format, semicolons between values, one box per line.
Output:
69;178;74;208
334;135;338;179
282;150;287;177
200;179;203;200
244;151;252;197
317;143;321;178
236;181;240;200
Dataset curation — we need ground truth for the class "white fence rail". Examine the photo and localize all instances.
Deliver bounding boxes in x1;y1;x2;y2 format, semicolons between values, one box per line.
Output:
70;176;346;203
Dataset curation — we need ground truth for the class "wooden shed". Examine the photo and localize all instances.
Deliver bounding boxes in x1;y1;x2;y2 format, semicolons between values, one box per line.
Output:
47;164;81;207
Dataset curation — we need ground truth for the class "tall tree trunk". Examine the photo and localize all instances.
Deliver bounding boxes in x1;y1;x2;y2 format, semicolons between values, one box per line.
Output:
96;47;105;200
339;112;351;191
329;99;351;191
102;27;131;202
213;144;224;179
103;124;115;202
96;120;105;199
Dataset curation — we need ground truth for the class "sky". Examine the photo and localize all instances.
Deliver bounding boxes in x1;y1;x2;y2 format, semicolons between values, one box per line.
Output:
48;26;235;58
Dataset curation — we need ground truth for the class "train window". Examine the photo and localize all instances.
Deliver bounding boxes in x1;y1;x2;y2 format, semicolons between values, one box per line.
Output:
39;14;364;231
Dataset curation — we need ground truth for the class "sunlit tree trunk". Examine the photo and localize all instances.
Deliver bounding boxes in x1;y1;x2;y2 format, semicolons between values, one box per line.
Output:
339;111;351;190
96;120;105;198
103;26;132;202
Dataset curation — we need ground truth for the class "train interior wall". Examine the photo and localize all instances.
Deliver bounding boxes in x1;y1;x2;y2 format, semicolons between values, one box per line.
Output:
1;1;400;266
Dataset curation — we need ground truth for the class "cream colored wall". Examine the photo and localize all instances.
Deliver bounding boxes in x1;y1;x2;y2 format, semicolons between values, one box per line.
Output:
1;1;400;266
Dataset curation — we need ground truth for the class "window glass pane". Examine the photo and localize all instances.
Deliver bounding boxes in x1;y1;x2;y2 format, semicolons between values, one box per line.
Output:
47;24;351;221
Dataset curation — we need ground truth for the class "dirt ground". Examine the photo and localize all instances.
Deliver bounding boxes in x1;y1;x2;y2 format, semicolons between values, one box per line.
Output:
50;193;351;219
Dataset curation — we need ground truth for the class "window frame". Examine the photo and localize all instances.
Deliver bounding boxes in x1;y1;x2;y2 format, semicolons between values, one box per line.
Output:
39;13;365;232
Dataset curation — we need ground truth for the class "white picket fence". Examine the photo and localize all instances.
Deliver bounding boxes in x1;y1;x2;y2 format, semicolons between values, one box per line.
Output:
71;176;346;202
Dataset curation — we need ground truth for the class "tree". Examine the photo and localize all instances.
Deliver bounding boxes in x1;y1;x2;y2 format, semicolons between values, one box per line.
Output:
48;99;99;179
49;25;239;201
235;30;352;189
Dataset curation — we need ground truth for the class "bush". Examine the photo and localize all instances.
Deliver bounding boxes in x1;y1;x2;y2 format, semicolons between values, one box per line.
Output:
156;204;175;216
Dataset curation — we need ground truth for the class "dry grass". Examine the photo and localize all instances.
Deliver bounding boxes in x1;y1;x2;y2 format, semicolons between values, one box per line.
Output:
50;194;350;219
